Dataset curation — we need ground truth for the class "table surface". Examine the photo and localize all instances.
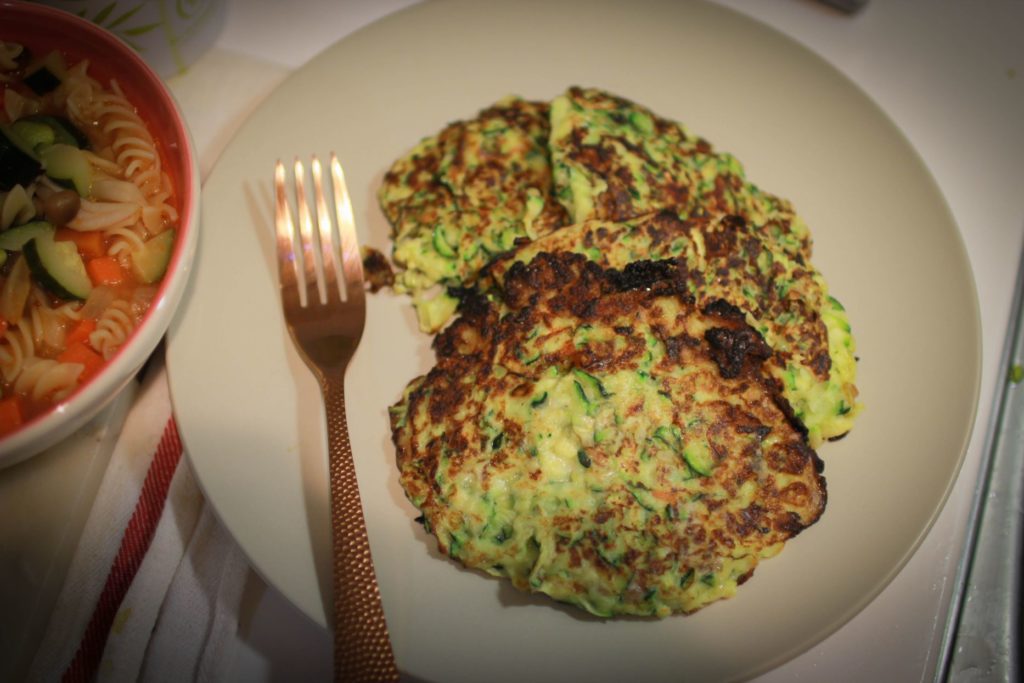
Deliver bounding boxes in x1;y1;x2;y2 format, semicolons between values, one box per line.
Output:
2;1;1022;681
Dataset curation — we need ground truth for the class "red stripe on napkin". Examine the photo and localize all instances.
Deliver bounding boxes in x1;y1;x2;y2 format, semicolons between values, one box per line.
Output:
62;417;184;683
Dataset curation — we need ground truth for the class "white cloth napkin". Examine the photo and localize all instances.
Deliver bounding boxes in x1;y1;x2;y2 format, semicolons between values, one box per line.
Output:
27;352;250;683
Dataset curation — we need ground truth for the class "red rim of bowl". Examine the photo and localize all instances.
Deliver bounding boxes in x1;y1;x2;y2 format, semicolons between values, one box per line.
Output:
0;1;198;464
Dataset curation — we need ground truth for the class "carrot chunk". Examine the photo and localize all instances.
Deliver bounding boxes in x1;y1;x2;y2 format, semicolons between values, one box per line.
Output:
86;256;127;286
66;318;97;348
56;228;106;259
59;341;105;381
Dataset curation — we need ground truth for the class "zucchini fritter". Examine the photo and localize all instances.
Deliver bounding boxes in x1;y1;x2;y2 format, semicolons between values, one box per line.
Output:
391;253;827;617
549;86;810;261
379;96;568;330
484;210;859;446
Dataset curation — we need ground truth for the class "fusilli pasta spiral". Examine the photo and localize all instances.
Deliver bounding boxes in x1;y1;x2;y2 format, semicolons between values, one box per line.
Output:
65;69;165;200
0;323;35;383
89;299;136;359
14;357;82;402
29;290;80;351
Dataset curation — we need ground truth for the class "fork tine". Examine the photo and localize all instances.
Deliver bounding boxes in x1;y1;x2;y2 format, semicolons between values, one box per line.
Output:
294;157;326;307
312;155;343;304
274;160;301;307
329;153;365;304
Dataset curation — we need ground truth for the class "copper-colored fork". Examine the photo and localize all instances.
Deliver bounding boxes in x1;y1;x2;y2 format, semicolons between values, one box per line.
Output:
274;154;398;682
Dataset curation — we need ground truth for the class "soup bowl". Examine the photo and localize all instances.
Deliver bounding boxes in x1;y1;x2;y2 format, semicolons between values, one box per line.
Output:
0;1;199;467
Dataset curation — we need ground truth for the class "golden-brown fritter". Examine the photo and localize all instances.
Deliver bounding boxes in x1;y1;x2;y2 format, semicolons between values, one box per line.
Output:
484;210;859;446
379;96;568;329
391;252;826;617
549;86;811;261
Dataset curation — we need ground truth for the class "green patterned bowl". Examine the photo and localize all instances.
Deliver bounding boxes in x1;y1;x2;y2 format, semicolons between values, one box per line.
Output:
32;0;225;78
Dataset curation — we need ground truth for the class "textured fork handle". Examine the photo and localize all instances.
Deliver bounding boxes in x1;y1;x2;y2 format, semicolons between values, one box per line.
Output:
321;376;399;682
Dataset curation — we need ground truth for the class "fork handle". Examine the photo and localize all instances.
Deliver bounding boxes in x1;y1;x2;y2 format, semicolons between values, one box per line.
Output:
322;376;400;682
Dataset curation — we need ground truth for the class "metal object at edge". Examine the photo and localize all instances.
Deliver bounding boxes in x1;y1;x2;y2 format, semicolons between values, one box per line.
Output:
937;242;1024;683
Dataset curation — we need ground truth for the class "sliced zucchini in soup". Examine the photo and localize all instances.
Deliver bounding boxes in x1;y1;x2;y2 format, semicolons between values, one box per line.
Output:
130;229;175;284
40;144;92;196
24;229;93;300
0;220;54;251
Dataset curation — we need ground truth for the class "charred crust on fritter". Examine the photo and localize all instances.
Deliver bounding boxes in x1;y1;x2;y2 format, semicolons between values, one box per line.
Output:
704;216;743;259
704;323;772;380
361;247;395;292
701;298;746;321
422;374;463;425
650;208;689;232
607;259;682;294
730;503;773;538
660;334;701;363
502;252;574;309
432;309;494;360
449;285;490;319
810;350;832;378
767;440;820;476
773;511;808;535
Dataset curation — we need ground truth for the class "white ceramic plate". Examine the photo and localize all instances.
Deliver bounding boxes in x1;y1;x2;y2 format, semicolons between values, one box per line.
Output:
166;2;981;681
